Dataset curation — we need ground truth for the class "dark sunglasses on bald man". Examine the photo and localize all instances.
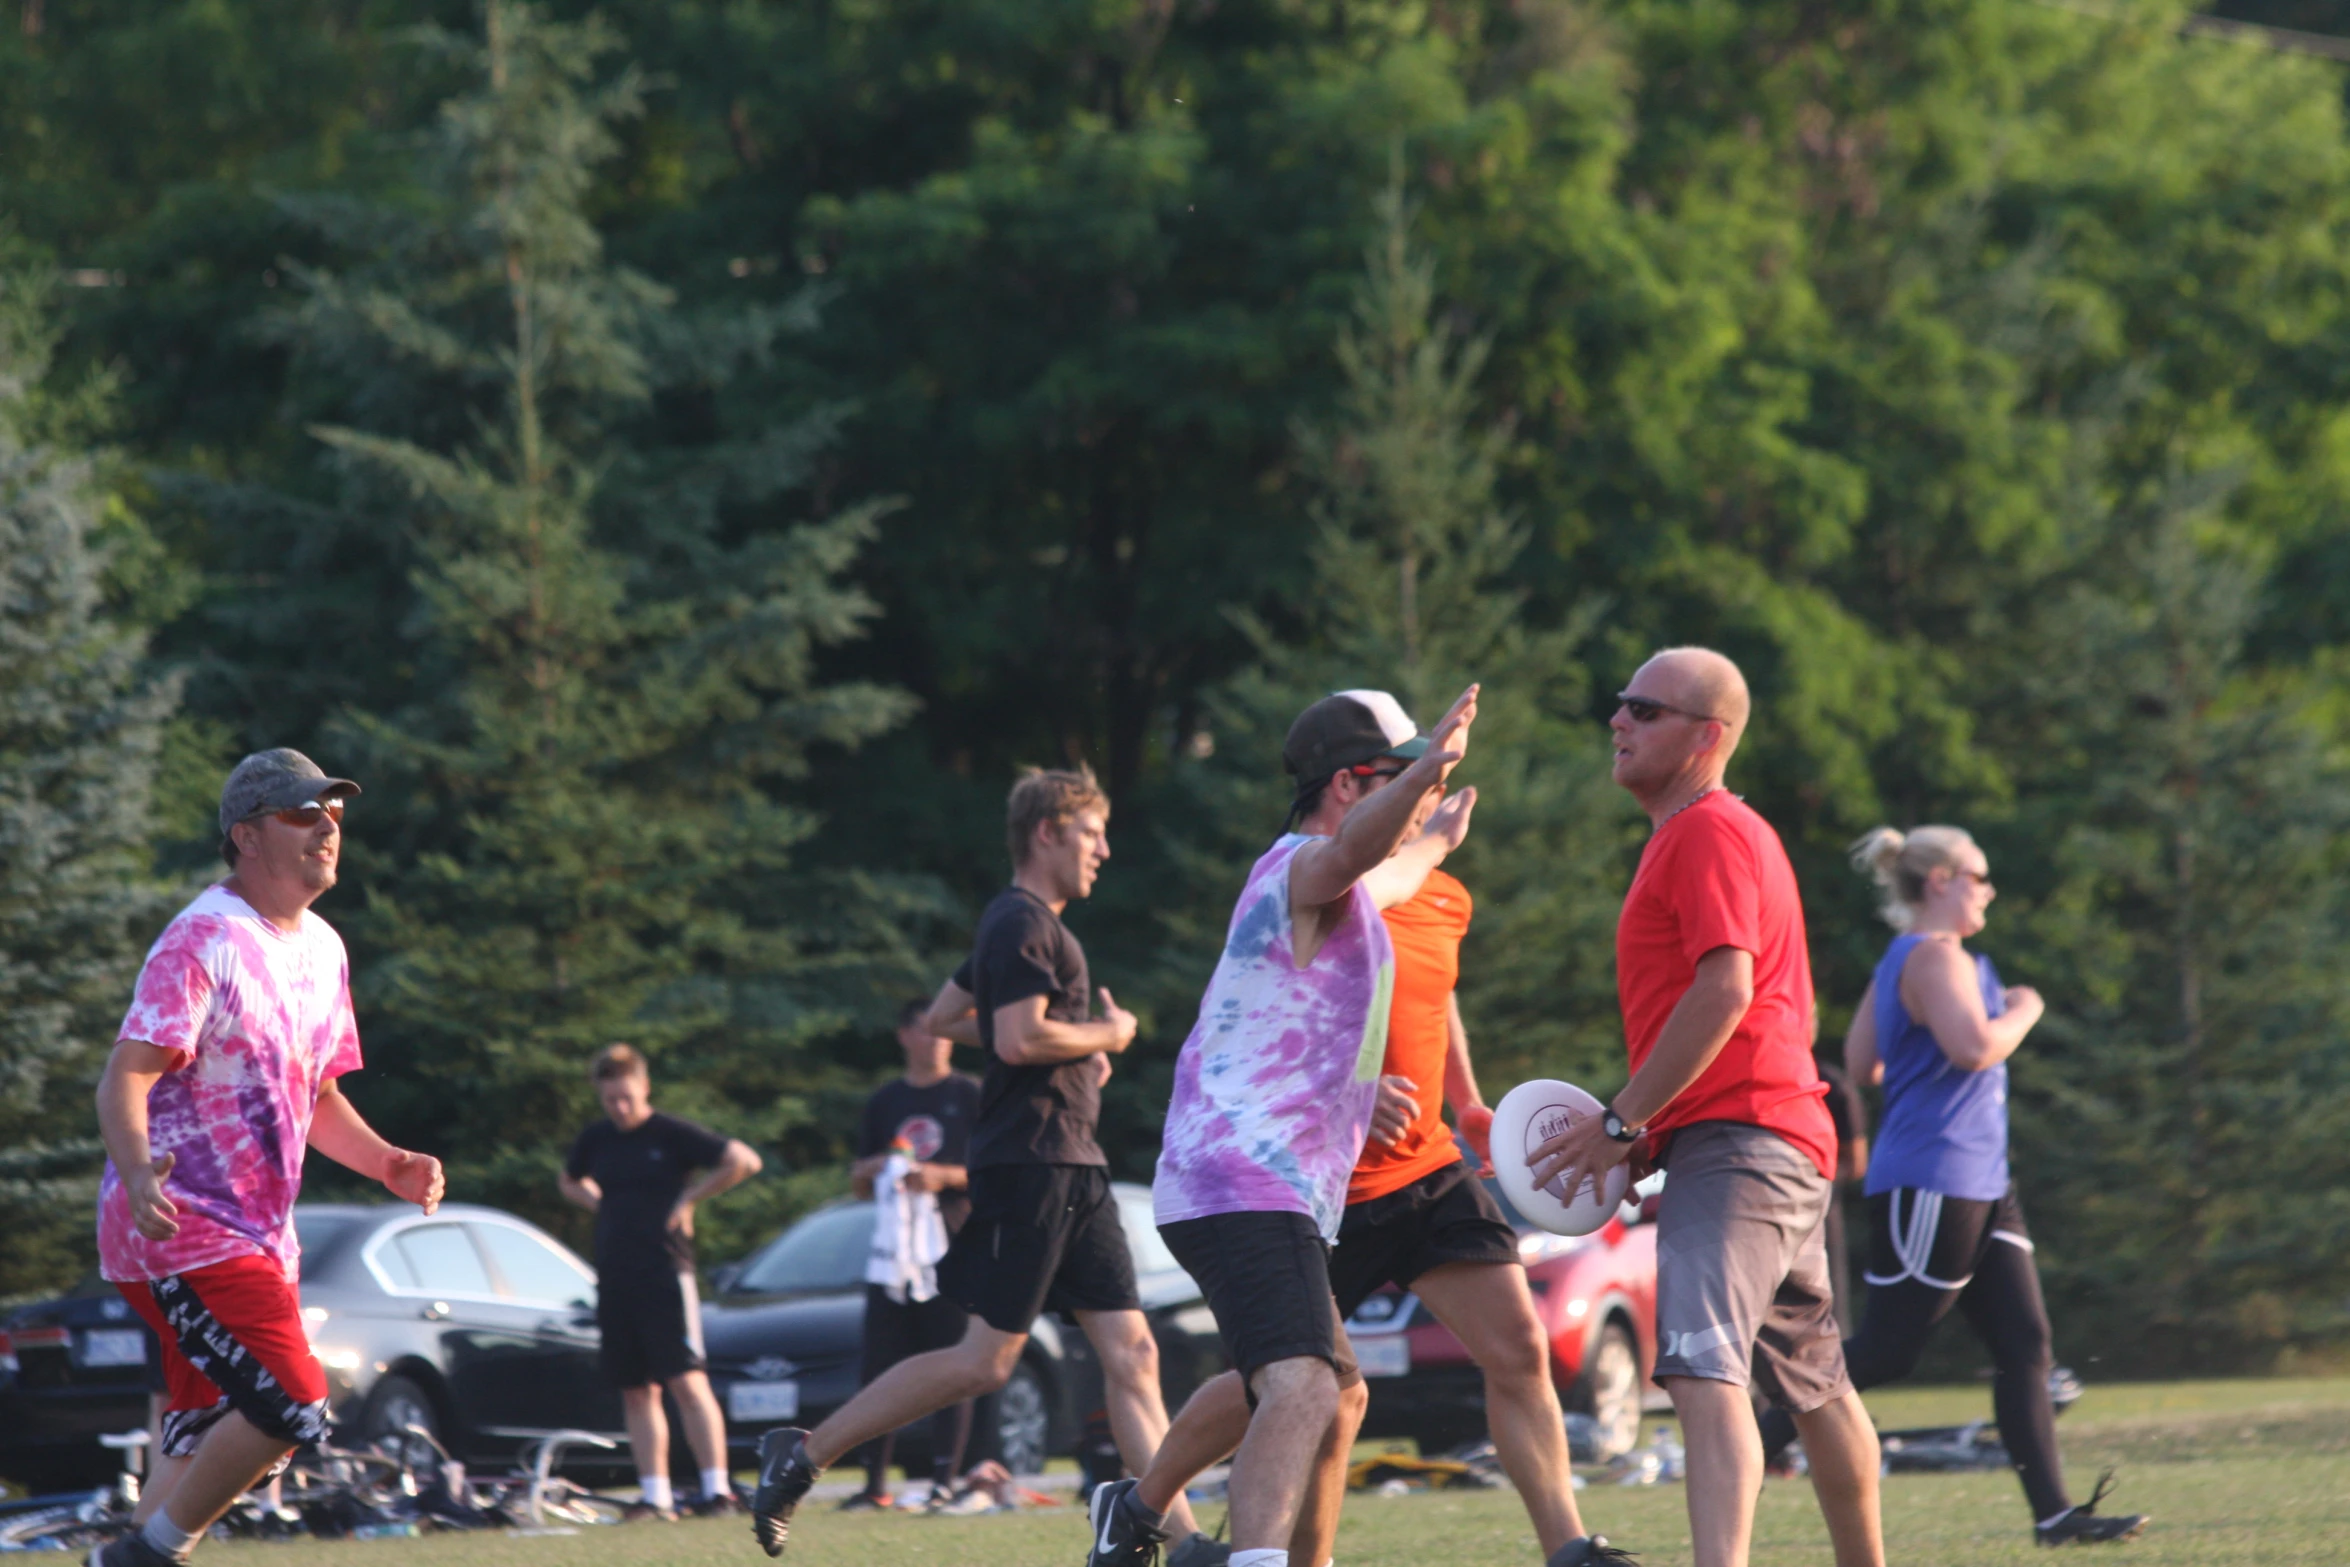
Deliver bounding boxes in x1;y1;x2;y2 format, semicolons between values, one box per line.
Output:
1616;692;1723;725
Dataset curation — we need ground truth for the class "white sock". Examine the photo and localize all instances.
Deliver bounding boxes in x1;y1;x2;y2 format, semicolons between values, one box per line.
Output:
639;1474;675;1511
140;1514;198;1562
1230;1552;1289;1567
701;1466;730;1501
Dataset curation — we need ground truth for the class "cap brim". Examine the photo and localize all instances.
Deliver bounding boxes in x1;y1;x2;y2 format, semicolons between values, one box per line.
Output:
1383;736;1430;761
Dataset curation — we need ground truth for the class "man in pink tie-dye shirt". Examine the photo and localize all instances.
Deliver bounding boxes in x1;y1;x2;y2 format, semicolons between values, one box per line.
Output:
91;750;444;1567
1086;686;1477;1567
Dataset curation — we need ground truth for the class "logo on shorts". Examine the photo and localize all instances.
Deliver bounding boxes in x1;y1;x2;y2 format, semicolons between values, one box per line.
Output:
895;1114;945;1162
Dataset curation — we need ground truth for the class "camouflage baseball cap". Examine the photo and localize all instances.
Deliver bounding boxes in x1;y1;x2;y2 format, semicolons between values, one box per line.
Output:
217;749;361;838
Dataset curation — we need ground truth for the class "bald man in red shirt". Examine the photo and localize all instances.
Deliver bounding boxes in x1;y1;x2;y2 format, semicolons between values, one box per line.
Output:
1534;648;1884;1567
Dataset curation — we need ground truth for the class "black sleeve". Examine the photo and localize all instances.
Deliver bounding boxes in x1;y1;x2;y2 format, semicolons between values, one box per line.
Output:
950;954;974;991
855;1088;893;1160
976;903;1062;1012
563;1123;600;1180
663;1114;732;1172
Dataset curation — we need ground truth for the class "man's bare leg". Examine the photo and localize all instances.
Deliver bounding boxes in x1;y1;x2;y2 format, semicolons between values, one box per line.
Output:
161;1412;295;1536
1414;1262;1591;1558
621;1383;670;1498
1284;1376;1366;1567
1134;1372;1248;1516
1790;1392;1884;1567
1228;1358;1341;1550
1665;1376;1763;1567
803;1320;1024;1470
667;1369;732;1496
1074;1309;1198;1538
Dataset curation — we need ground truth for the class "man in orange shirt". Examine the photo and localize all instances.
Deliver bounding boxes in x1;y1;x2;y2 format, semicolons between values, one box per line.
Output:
1090;855;1629;1567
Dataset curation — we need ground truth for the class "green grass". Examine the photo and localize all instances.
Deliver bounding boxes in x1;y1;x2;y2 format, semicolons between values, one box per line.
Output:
206;1378;2350;1566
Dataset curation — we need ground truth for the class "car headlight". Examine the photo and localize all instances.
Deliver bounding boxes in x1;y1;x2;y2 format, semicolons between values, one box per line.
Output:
1517;1232;1586;1266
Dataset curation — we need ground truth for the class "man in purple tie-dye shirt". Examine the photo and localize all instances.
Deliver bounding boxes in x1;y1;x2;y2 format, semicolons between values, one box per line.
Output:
1088;685;1477;1567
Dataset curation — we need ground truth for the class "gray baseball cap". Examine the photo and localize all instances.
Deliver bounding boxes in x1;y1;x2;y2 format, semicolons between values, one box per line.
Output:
218;749;361;838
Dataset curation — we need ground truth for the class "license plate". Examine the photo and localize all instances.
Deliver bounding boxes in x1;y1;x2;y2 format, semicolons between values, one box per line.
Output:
727;1380;800;1422
78;1329;148;1369
1354;1336;1410;1379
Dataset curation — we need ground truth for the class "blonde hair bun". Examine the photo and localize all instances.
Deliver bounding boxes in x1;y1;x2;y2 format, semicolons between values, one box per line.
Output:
1848;824;1977;931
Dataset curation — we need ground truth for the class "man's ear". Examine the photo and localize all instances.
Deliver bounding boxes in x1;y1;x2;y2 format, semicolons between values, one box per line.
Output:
228;819;258;861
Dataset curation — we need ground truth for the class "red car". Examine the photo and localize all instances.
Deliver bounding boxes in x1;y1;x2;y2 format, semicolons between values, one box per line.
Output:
1344;1177;1658;1459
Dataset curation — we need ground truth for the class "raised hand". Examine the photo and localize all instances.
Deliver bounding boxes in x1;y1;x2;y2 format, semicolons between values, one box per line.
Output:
384;1148;445;1214
1418;785;1478;855
127;1152;179;1241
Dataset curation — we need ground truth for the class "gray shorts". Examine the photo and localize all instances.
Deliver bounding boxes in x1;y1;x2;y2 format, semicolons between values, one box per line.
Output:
1653;1120;1852;1413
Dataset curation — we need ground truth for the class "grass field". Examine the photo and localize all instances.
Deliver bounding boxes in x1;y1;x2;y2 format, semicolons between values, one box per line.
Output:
206;1378;2350;1567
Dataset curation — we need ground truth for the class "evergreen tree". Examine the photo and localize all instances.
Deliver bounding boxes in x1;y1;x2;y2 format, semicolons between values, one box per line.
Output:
272;2;918;1258
0;233;180;1296
1139;176;1637;1166
1995;513;2350;1368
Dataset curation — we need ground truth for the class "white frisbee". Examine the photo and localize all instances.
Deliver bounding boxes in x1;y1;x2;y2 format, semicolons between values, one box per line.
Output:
1492;1078;1630;1237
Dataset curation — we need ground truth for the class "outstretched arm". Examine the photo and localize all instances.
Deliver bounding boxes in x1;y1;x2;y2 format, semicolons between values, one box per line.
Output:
310;1079;444;1212
924;977;982;1047
1289;685;1478;913
1358;787;1478;911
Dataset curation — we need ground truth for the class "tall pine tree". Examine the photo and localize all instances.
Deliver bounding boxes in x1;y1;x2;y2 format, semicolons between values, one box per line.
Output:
270;2;918;1256
1142;174;1637;1158
0;232;181;1296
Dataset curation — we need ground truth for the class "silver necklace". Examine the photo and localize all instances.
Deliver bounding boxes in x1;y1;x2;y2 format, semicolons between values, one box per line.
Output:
1658;786;1724;828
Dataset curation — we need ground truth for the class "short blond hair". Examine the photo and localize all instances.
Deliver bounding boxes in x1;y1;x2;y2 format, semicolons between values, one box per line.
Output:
1850;826;1978;931
590;1042;649;1084
1006;766;1108;867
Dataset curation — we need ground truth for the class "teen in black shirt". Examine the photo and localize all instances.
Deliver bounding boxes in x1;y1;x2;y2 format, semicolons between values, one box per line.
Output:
560;1045;760;1519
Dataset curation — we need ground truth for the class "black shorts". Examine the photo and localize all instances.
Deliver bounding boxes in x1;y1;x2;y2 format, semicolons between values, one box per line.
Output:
1863;1184;2032;1292
1160;1211;1361;1395
859;1285;969;1383
936;1165;1140;1335
598;1266;706;1387
1329;1160;1521;1318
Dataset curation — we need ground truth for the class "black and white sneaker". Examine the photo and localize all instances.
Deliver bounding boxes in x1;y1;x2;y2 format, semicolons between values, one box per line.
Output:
2036;1473;2147;1546
1547;1535;1640;1567
1164;1530;1232;1567
86;1536;174;1567
750;1426;817;1557
1086;1478;1169;1567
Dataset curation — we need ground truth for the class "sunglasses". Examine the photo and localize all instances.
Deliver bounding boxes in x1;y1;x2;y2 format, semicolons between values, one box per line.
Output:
266;799;346;829
1346;761;1409;782
1616;692;1722;725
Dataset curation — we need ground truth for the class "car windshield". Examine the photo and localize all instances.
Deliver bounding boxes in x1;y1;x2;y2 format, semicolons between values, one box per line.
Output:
294;1213;358;1277
733;1204;874;1295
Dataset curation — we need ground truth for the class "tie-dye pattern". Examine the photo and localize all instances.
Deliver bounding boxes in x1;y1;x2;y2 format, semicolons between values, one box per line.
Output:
98;885;363;1283
1153;835;1395;1242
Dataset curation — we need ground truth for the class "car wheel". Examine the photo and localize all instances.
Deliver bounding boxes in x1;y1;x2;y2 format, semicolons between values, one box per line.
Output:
1568;1321;1641;1461
996;1362;1052;1476
359;1373;446;1477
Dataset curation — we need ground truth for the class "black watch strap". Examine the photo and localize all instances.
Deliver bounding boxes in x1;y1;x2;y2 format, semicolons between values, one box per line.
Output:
1601;1107;1641;1143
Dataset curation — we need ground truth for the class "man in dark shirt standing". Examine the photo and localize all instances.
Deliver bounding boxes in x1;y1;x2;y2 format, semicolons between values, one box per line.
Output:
749;768;1205;1560
839;1000;982;1510
561;1045;763;1520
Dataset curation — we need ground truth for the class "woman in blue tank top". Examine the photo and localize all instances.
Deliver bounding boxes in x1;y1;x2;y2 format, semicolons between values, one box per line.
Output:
1823;826;2139;1545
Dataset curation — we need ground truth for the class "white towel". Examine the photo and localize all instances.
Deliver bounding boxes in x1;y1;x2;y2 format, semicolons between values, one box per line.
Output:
866;1152;948;1303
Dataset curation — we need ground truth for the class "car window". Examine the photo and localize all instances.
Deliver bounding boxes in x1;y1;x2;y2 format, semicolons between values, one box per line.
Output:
472;1222;596;1308
1119;1192;1184;1277
394;1224;494;1296
734;1204;874;1295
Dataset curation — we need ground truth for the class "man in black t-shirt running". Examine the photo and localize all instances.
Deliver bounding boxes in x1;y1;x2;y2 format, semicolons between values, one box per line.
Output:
750;768;1206;1561
838;999;984;1511
561;1045;763;1520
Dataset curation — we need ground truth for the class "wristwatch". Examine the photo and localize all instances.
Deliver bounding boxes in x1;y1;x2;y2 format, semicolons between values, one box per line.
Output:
1600;1107;1642;1144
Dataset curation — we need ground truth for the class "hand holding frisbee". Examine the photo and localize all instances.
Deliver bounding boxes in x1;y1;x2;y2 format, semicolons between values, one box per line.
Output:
1492;1079;1630;1237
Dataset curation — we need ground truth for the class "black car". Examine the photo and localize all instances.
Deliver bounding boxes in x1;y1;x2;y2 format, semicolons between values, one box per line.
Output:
702;1182;1224;1475
1;1204;626;1492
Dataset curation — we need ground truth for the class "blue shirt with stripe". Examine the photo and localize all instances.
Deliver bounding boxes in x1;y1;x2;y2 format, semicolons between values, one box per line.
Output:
1862;933;2011;1201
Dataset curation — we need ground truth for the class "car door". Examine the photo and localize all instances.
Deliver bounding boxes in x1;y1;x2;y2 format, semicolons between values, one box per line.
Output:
466;1218;624;1436
374;1220;575;1447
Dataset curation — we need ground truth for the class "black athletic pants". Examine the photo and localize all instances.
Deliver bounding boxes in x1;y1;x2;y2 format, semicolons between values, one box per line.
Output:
1759;1185;2070;1523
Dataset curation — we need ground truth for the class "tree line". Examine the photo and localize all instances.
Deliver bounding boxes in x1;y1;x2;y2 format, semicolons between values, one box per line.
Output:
3;0;2348;1373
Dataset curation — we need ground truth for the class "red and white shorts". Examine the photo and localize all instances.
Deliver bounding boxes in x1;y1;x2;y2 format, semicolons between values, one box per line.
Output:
117;1254;330;1458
